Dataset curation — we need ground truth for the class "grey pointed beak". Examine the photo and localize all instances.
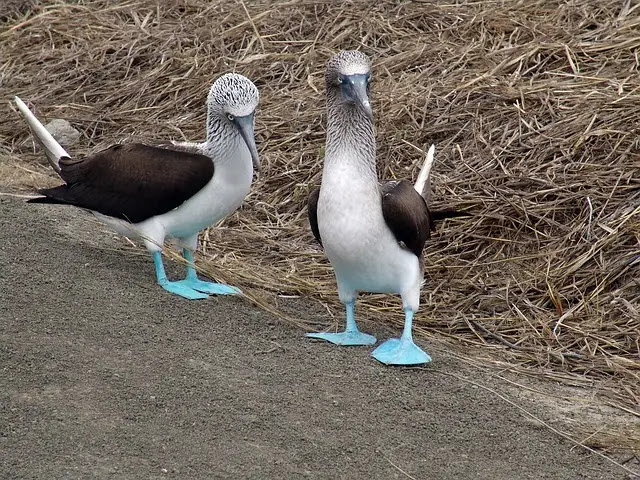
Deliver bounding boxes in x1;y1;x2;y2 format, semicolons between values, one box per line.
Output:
235;114;260;173
342;74;372;117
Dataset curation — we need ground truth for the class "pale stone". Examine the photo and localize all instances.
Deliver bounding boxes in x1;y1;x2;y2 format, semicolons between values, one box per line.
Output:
45;119;80;146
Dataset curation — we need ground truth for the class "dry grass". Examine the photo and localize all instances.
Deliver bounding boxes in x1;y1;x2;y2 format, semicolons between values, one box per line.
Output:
1;0;638;427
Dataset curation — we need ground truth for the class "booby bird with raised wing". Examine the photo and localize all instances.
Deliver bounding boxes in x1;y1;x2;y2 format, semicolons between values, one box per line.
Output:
15;73;260;300
308;51;456;365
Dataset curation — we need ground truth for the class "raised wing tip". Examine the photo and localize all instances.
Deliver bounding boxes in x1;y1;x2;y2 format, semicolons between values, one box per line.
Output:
13;95;70;172
425;144;435;168
413;143;436;197
14;96;28;111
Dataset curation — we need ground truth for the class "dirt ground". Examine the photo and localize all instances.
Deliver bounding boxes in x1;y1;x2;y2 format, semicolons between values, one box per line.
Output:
0;195;636;480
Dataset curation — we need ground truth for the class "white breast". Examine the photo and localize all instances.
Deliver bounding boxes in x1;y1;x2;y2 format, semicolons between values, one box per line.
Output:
161;149;253;239
94;142;253;249
318;160;420;295
158;159;253;238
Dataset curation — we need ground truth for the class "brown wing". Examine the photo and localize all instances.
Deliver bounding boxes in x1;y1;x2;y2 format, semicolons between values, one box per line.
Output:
307;186;322;246
29;143;214;224
381;180;433;258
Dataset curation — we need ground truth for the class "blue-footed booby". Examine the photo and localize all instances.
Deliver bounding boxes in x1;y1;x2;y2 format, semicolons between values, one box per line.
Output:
15;73;260;300
307;50;453;366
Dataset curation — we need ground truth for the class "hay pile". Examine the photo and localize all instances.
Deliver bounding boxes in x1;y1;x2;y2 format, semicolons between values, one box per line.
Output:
2;1;638;412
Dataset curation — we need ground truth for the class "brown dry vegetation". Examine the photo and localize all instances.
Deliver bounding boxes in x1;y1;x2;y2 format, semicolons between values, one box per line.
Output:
1;0;639;426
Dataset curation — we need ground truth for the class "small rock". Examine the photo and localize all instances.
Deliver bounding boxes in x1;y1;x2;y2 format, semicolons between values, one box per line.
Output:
45;119;80;146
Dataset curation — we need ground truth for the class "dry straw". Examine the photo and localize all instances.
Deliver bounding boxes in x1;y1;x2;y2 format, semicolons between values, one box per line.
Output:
1;0;638;420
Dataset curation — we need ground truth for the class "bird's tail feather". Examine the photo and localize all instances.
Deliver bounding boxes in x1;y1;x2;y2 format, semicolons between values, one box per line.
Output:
431;208;470;221
14;96;69;174
413;144;471;222
413;144;435;202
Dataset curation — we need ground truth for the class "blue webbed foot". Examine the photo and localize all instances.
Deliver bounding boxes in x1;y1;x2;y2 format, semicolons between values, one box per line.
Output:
306;330;377;346
176;279;241;295
159;280;209;300
307;300;376;346
371;337;432;366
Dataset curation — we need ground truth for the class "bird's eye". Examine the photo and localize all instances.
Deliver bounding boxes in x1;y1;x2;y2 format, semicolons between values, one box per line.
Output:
227;113;235;121
338;76;344;84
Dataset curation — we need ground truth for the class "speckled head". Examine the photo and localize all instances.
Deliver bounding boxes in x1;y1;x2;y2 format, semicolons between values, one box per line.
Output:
206;73;261;171
325;50;371;86
325;50;372;116
207;73;259;118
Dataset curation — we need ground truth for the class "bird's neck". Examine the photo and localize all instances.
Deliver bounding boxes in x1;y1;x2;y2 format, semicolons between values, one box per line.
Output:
204;114;245;164
201;113;254;188
325;87;377;183
205;112;233;148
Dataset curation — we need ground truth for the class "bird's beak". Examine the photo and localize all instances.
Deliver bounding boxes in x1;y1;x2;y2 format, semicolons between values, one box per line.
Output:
342;74;372;117
235;114;260;173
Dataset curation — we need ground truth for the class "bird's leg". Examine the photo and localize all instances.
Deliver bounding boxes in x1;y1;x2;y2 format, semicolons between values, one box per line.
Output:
371;309;432;365
152;251;208;300
175;249;241;295
307;300;377;346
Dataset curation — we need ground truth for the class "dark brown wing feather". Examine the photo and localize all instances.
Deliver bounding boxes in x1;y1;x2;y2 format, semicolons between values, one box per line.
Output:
381;180;433;258
28;143;214;224
431;208;470;221
307;186;322;246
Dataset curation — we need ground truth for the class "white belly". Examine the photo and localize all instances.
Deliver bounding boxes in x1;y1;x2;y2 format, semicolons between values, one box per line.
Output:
95;150;253;251
160;166;252;239
317;168;420;296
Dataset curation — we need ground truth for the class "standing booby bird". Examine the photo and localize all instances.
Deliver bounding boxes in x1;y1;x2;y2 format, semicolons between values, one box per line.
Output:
14;73;260;300
307;51;442;365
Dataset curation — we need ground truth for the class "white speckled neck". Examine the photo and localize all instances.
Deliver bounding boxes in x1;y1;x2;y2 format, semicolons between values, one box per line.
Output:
204;116;242;165
324;87;377;184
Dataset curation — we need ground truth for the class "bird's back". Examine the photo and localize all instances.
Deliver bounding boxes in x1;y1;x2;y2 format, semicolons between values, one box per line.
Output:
30;143;215;224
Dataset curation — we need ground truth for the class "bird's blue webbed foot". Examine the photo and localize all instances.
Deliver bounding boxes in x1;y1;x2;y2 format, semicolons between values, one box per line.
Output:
159;279;209;300
372;337;431;365
306;300;377;346
180;249;241;295
307;330;377;346
371;309;432;365
175;278;241;295
153;251;208;300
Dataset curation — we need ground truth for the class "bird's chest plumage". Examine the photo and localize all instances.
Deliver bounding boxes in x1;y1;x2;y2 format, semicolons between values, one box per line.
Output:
318;175;385;254
163;151;253;238
317;164;415;293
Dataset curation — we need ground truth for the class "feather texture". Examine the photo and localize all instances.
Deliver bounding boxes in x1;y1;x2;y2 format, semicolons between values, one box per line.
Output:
308;186;322;246
381;180;433;258
29;143;214;224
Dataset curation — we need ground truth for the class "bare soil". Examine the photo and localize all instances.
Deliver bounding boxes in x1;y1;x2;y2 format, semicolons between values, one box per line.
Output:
0;196;634;479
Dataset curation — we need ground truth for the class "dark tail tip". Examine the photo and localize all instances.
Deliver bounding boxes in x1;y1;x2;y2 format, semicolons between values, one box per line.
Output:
431;208;471;221
26;196;54;204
